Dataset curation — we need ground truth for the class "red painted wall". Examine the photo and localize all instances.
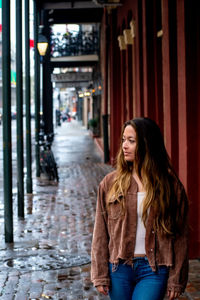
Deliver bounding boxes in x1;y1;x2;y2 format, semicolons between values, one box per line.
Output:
106;0;200;257
184;0;200;258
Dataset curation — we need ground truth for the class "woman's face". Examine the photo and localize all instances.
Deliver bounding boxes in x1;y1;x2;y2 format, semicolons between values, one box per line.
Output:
122;125;137;162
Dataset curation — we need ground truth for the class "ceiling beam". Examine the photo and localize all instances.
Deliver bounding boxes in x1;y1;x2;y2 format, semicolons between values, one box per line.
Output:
47;8;103;24
50;61;98;68
37;1;102;10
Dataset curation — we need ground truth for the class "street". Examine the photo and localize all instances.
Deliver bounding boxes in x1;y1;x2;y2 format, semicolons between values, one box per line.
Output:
0;120;112;299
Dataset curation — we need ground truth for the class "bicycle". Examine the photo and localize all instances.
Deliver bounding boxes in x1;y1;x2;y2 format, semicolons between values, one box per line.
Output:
39;132;59;182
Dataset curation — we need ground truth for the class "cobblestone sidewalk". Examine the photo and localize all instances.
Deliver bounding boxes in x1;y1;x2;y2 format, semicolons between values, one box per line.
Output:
0;121;199;299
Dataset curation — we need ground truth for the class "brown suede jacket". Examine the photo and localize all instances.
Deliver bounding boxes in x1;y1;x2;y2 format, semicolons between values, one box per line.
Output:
91;171;189;294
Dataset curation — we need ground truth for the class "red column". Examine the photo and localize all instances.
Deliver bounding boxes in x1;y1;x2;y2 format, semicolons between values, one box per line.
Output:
109;10;121;165
134;1;143;117
142;0;148;117
118;35;127;124
130;20;137;119
132;41;136;118
103;8;108;116
121;49;127;123
126;45;133;120
153;0;164;133
176;0;196;259
162;2;171;156
176;0;187;188
142;0;159;121
124;29;133;120
154;37;164;133
162;1;172;158
162;0;179;172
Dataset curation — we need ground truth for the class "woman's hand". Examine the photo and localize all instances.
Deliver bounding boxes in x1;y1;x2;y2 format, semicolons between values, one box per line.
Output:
167;290;181;299
96;285;109;295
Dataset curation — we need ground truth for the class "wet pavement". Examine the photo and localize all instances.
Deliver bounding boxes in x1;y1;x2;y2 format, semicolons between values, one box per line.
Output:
0;120;199;299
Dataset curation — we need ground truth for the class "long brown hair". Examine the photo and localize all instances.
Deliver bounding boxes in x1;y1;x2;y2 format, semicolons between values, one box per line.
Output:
107;118;187;236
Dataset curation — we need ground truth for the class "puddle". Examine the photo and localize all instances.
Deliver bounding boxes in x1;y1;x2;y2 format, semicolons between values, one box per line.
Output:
3;253;90;271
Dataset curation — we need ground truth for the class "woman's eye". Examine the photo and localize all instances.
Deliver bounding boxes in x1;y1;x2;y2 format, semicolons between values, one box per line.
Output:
122;138;135;144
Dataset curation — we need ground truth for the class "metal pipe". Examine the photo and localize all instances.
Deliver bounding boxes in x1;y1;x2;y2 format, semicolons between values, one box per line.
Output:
42;11;53;136
2;0;13;242
16;0;24;218
25;0;33;193
34;1;40;177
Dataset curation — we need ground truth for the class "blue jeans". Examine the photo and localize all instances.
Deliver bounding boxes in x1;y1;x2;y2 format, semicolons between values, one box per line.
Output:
108;257;169;300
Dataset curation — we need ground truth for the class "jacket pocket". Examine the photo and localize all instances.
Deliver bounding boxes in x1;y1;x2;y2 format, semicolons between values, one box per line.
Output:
107;200;122;220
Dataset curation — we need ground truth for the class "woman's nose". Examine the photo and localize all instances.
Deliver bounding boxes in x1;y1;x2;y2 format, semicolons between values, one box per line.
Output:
123;141;128;148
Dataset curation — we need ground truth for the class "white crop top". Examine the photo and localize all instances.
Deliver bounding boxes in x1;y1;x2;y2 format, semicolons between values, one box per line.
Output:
134;192;146;255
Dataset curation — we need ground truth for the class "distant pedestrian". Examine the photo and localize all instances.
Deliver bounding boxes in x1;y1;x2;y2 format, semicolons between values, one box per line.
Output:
91;117;189;300
56;109;61;126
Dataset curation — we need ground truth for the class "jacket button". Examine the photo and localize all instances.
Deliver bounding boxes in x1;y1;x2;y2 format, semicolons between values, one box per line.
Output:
150;248;153;252
152;230;155;234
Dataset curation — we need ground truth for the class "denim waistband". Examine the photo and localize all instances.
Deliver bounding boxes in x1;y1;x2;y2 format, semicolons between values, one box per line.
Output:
119;256;148;264
133;256;148;261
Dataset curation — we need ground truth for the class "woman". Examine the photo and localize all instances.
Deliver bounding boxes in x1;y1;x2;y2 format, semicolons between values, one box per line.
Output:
91;118;189;300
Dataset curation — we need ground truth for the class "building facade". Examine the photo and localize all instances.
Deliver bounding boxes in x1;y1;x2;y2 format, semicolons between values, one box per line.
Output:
101;0;200;258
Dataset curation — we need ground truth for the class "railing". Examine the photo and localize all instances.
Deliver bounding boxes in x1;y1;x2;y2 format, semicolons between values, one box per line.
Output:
51;30;100;58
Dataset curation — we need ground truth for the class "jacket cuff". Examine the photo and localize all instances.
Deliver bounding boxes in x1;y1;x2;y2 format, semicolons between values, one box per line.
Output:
92;278;110;287
167;283;185;294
